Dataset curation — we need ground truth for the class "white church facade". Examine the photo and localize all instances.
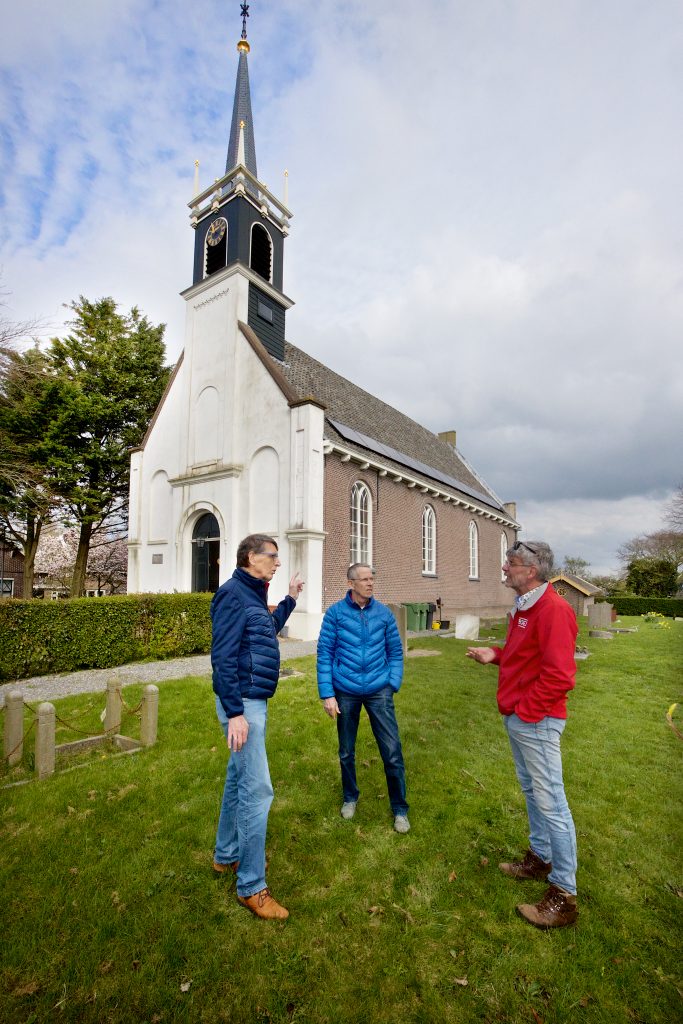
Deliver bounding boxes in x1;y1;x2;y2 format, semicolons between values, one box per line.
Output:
127;12;519;639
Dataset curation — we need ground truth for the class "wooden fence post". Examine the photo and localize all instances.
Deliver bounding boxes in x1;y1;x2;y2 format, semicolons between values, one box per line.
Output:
3;691;24;767
36;702;56;779
140;685;159;747
104;679;122;734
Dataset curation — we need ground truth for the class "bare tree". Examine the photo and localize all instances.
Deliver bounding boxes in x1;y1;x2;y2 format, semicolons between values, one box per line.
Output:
663;483;683;532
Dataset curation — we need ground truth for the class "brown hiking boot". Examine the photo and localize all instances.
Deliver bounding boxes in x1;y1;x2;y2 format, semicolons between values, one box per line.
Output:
237;888;289;920
516;884;578;929
499;848;552;881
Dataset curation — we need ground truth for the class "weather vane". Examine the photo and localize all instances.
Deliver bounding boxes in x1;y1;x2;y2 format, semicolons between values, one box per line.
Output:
240;2;249;40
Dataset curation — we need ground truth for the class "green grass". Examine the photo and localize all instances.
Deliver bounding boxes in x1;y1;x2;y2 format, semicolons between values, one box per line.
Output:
1;617;681;1023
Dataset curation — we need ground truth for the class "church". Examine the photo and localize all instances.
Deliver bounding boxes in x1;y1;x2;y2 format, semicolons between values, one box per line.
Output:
127;9;520;640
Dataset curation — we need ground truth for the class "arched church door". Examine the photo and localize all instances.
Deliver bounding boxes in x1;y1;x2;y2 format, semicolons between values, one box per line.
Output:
192;513;221;592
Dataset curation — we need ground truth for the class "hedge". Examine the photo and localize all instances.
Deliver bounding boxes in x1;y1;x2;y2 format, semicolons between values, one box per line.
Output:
0;593;214;681
596;596;683;617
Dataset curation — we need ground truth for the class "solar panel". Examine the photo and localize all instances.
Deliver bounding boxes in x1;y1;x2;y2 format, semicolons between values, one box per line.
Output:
327;419;505;512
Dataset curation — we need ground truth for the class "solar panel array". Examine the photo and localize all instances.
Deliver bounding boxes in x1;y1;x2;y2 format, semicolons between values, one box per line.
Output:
327;419;505;513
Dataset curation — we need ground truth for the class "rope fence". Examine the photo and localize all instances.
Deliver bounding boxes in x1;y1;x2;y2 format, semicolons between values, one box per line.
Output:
2;680;158;780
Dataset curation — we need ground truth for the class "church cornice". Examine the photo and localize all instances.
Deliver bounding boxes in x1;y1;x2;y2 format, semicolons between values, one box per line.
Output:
322;441;519;528
168;464;243;486
181;261;294;310
190;164;292;235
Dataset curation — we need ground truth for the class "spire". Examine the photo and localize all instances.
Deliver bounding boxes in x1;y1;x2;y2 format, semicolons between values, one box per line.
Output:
225;3;257;183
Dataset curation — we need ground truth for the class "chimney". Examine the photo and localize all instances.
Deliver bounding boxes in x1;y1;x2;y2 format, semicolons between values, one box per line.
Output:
438;430;457;448
503;501;517;520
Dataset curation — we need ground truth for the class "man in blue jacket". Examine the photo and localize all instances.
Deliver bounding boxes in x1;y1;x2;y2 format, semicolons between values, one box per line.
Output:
211;533;303;920
317;563;409;833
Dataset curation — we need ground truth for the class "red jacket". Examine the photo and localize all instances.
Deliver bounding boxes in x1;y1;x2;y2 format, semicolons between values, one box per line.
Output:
492;587;577;722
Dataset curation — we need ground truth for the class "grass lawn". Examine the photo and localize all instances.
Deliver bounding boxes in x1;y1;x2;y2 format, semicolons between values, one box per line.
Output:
1;616;681;1023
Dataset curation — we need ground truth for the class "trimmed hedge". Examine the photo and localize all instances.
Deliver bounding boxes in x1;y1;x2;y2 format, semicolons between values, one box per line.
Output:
596;596;683;617
0;593;214;681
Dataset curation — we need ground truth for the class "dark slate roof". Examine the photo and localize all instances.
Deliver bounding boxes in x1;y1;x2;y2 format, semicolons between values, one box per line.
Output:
279;342;511;518
225;49;258;183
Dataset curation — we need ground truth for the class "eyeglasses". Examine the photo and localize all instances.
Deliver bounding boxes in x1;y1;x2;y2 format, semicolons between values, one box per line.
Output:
510;541;538;556
257;550;280;560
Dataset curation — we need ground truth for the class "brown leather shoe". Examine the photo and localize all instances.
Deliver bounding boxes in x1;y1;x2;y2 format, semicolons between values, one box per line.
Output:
516;884;578;929
499;848;552;881
213;860;238;875
237;888;289;920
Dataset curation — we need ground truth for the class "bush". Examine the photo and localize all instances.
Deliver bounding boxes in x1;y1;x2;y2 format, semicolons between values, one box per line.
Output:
596;595;683;617
0;593;213;681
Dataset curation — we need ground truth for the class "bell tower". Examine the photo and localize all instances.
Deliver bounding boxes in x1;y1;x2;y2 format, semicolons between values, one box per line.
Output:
187;3;292;360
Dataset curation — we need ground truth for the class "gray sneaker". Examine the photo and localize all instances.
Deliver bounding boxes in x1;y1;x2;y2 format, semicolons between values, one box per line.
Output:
393;814;410;834
340;801;357;820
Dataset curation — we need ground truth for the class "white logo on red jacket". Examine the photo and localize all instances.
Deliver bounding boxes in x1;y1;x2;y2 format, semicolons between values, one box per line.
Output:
518;617;528;628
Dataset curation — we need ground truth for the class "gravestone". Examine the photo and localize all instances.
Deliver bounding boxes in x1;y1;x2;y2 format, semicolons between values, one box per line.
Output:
455;614;480;640
588;603;613;628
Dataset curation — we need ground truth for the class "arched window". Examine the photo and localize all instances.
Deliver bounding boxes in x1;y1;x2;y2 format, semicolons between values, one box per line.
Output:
422;505;436;574
350;482;372;565
205;217;228;277
250;223;272;282
469;520;479;579
192;513;220;593
500;532;508;581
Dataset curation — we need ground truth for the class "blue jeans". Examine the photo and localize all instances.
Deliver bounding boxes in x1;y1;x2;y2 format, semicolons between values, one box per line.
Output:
503;713;577;895
214;697;273;898
335;686;408;816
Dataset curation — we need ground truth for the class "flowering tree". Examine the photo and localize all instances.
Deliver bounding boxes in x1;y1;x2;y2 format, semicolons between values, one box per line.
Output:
86;537;128;594
34;528;128;595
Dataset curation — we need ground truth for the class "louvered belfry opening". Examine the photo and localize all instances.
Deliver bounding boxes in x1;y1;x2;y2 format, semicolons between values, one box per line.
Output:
250;223;271;281
205;221;228;277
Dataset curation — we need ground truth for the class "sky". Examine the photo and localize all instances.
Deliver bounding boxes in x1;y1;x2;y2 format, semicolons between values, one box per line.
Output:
1;0;682;575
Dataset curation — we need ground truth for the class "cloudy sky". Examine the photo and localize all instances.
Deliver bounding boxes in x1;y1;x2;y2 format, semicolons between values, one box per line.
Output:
2;0;681;574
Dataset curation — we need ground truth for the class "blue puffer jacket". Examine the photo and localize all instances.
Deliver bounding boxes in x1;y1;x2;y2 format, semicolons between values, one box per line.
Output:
211;567;295;718
317;593;404;699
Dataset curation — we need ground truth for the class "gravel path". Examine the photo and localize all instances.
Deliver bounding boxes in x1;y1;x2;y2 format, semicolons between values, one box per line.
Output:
0;639;318;708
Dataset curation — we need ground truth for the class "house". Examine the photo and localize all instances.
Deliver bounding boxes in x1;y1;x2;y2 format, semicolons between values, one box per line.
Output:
127;11;520;638
0;536;25;598
550;573;603;616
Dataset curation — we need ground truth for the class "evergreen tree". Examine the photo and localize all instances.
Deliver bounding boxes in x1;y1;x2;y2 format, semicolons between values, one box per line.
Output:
46;297;169;596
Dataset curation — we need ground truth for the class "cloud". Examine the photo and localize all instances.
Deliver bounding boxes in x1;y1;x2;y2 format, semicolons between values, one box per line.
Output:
1;0;682;571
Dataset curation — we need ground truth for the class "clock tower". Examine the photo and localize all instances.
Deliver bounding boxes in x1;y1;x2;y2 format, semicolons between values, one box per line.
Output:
186;4;292;360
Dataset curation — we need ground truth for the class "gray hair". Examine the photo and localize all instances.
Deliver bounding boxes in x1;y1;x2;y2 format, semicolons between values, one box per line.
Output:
507;540;554;582
347;562;373;580
236;533;278;567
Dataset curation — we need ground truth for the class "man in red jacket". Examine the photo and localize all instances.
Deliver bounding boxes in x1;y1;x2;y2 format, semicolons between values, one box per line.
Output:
467;540;578;928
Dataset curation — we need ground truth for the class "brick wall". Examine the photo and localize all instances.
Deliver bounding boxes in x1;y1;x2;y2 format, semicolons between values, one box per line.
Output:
1;544;25;599
322;455;514;619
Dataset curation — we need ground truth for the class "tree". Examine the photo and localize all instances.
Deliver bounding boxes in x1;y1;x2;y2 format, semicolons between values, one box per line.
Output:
0;291;44;490
45;297;168;596
87;536;129;595
562;556;591;579
35;528;128;596
625;558;678;598
0;345;65;594
617;530;683;571
34;527;80;595
663;483;683;531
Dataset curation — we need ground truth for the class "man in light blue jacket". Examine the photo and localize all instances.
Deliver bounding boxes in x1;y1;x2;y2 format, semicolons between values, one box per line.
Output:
317;563;409;833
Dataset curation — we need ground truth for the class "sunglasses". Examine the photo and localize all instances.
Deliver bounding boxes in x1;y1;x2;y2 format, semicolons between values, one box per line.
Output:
510;540;538;556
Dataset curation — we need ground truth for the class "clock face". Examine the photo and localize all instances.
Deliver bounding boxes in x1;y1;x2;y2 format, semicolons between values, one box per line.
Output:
207;218;226;246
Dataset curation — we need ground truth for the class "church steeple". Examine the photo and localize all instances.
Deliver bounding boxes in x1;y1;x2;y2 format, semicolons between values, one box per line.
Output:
187;3;293;362
225;4;257;182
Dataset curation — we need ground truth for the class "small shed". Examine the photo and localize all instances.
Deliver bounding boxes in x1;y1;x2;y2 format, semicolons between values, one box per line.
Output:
550;573;603;616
